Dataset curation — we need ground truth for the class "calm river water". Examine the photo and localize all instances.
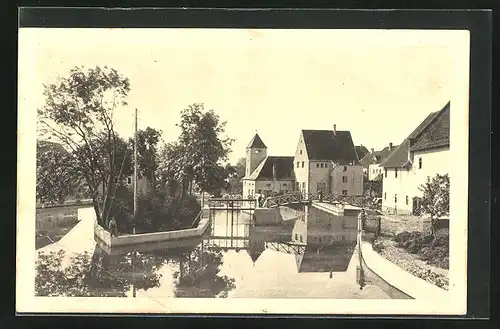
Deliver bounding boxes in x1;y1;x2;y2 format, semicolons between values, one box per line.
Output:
35;209;390;299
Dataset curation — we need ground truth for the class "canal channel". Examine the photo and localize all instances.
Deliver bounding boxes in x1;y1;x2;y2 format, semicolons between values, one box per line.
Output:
36;207;393;299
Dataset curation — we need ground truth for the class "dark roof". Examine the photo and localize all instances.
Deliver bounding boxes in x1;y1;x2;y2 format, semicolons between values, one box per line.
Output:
381;102;450;168
246;133;267;149
355;145;369;160
302;130;360;165
360;145;398;167
410;102;450;151
244;156;295;181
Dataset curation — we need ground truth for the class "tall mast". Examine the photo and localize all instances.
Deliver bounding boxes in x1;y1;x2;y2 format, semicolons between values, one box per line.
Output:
133;108;138;235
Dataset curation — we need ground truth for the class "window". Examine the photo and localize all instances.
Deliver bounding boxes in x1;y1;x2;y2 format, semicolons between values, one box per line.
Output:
316;163;319;168
127;177;132;185
295;182;299;190
342;176;348;183
258;189;262;194
300;150;303;155
295;234;298;240
301;161;305;168
395;168;398;178
320;163;324;168
341;236;345;242
302;182;306;188
384;168;387;177
394;194;398;203
405;195;409;205
297;162;300;168
343;166;347;172
419;157;422;169
342;190;348;195
299;236;303;242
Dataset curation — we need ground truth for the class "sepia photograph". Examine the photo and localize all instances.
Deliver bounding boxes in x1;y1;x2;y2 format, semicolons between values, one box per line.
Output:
17;25;471;315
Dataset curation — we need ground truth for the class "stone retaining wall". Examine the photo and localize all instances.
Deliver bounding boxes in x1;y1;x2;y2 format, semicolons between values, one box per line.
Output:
94;207;211;249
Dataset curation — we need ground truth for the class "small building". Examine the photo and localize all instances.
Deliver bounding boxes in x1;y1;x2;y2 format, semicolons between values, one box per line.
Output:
293;126;363;197
355;145;370;161
381;102;450;215
242;134;295;199
360;143;397;181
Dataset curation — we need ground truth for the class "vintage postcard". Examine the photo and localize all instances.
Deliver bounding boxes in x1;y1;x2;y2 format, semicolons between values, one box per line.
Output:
17;27;470;315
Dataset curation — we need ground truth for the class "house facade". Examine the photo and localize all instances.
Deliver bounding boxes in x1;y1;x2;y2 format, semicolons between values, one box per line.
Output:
381;102;450;215
360;143;397;181
293;127;363;197
242;134;295;198
242;126;363;199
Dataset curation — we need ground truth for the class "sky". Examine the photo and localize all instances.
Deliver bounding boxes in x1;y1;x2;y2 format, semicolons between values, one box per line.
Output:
20;28;453;164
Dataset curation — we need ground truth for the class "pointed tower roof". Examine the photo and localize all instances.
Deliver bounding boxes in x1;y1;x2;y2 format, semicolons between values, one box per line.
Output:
247;133;267;149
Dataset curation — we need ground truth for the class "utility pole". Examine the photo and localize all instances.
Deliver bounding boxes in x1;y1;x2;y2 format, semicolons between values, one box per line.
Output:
133;108;138;235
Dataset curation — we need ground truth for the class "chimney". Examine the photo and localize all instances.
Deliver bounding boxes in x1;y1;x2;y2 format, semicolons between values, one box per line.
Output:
371;148;374;153
333;124;337;135
389;142;393;150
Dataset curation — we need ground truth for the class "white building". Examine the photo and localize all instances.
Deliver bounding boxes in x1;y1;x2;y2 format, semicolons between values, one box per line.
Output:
242;134;295;198
381;102;450;215
242;126;363;199
293;126;363;197
360;143;397;181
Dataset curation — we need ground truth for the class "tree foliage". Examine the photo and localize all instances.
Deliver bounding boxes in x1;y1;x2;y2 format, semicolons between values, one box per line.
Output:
37;65;131;226
224;157;246;195
157;103;234;196
36;141;82;203
418;173;450;237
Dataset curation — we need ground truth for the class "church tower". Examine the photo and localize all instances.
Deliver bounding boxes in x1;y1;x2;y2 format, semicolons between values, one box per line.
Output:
245;133;267;177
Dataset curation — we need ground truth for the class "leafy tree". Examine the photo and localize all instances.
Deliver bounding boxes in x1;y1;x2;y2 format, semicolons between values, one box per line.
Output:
418;173;450;238
37;65;131;227
129;127;162;193
224;157;246;195
36;140;81;204
363;172;382;197
174;103;234;196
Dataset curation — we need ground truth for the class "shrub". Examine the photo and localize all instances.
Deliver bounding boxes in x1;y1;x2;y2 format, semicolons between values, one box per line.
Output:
372;239;385;253
108;184;201;233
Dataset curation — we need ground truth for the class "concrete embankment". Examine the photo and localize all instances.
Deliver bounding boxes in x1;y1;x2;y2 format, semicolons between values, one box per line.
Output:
360;240;448;300
94;207;211;250
250;206;305;225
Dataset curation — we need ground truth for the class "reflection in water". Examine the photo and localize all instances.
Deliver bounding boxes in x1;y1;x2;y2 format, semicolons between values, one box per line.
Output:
35;247;165;297
172;243;236;298
35;206;391;298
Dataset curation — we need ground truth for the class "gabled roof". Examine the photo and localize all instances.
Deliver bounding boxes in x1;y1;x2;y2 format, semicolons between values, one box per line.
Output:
301;130;360;165
243;156;295;181
410;102;450;152
381;102;450;168
246;133;267;149
360;145;398;167
355;145;369;160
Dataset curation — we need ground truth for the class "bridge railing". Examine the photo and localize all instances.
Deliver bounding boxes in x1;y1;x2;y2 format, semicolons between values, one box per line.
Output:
262;192;375;210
